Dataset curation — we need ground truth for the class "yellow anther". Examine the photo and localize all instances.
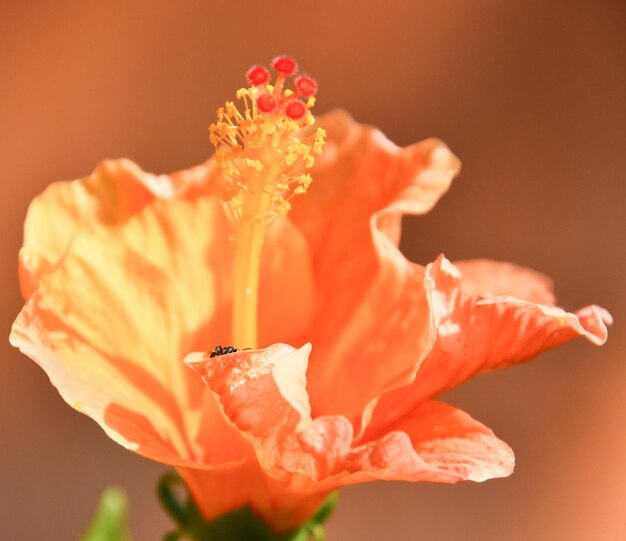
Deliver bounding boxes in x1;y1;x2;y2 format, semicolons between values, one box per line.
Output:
209;85;325;226
243;159;264;173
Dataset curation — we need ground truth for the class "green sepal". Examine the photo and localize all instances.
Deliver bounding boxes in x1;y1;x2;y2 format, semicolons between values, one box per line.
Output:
79;487;132;541
158;472;338;541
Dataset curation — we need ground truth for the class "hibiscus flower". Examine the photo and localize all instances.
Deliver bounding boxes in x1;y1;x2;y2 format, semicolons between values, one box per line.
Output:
10;57;611;534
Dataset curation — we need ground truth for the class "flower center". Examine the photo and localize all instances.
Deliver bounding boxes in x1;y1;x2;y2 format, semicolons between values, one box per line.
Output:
209;56;326;349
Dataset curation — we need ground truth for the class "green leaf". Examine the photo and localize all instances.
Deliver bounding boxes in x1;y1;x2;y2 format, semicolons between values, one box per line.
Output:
79;487;132;541
157;472;338;541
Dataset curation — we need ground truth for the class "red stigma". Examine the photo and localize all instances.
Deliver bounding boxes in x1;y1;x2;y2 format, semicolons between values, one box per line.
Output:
295;75;318;97
256;93;277;113
246;65;270;86
272;55;298;75
285;100;307;120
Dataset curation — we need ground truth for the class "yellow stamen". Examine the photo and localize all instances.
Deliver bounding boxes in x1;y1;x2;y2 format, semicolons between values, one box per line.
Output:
209;79;325;349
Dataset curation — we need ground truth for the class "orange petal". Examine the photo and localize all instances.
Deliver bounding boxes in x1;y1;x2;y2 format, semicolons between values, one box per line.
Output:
13;159;248;468
291;110;461;425
17;158;215;299
185;344;319;478
359;400;514;483
11;231;255;466
178;399;513;533
258;218;315;347
454;258;556;305
371;255;612;424
186;345;513;499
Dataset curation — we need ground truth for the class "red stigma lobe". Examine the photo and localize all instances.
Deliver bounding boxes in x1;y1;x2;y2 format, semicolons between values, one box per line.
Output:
246;65;270;86
295;76;318;97
272;56;298;75
285;100;306;120
256;93;277;113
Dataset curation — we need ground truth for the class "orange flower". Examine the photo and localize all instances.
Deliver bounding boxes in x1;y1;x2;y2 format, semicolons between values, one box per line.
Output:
10;59;611;533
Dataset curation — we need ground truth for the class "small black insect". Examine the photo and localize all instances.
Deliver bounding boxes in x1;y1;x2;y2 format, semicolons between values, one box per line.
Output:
209;345;239;358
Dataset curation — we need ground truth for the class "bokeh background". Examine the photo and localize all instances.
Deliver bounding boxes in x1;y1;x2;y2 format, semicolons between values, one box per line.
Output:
1;1;624;539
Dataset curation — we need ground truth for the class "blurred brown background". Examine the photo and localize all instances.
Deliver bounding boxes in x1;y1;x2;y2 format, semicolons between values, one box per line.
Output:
1;1;624;539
